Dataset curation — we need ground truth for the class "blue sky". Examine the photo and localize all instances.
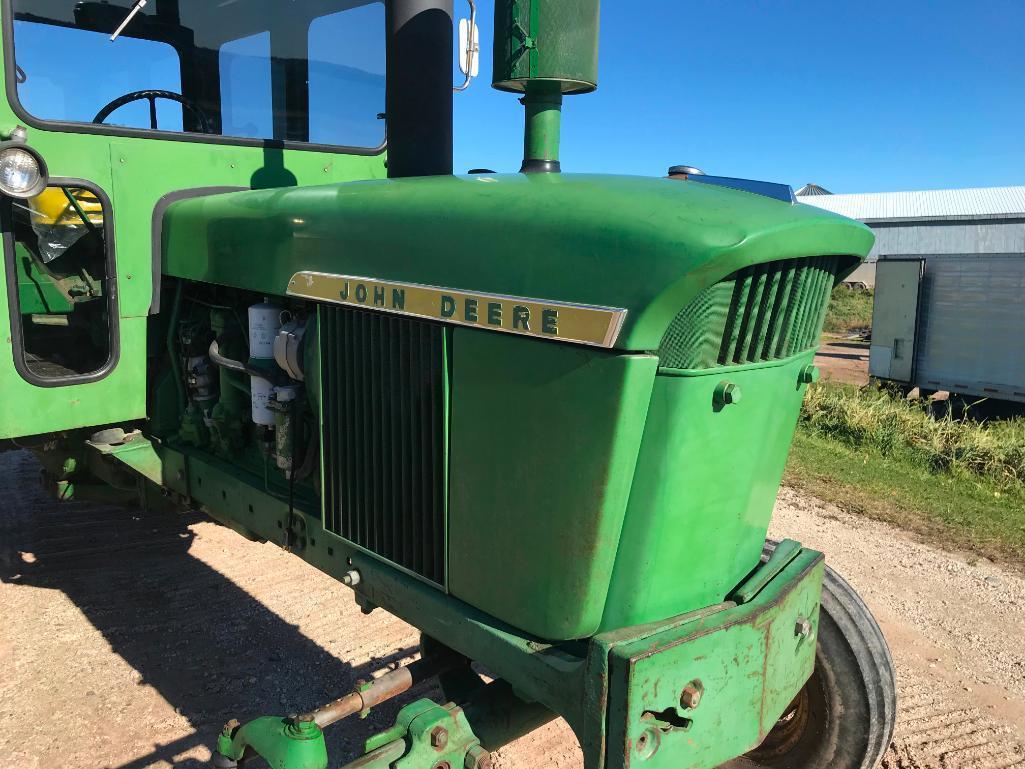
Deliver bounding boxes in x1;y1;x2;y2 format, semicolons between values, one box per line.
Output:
453;1;1025;193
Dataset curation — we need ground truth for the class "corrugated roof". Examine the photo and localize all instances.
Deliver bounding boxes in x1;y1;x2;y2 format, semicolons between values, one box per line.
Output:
795;183;832;196
796;186;1025;222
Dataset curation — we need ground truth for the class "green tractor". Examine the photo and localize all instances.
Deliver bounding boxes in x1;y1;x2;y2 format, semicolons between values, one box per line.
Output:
0;1;895;768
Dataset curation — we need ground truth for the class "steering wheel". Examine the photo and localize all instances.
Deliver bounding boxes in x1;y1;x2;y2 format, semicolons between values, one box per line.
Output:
92;89;213;133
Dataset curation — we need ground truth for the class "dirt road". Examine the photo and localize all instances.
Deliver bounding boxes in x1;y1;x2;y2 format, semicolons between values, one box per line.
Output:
1;450;1023;769
815;338;870;386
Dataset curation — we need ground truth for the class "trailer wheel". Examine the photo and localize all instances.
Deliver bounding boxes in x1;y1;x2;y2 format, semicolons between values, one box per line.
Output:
736;548;897;769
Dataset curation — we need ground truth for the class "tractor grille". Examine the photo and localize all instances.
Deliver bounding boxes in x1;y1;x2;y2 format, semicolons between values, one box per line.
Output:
658;255;840;370
319;306;447;585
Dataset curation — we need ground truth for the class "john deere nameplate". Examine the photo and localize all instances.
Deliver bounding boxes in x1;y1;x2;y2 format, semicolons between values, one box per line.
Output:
287;272;627;348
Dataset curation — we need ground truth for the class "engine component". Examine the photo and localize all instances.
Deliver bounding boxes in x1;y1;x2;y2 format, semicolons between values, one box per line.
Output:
184;356;216;411
248;300;284;426
272;385;299;475
273;317;307;382
176;318;216;447
250;376;276;428
207;309;249;456
249;300;281;358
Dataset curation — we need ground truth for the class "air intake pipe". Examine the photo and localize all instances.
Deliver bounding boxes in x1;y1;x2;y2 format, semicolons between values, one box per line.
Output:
492;0;601;173
386;0;454;178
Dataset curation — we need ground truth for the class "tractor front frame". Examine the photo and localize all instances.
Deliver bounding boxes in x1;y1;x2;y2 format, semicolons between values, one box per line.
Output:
215;541;824;769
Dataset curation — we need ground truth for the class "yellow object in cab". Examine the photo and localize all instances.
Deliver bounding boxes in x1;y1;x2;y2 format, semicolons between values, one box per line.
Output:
27;187;103;227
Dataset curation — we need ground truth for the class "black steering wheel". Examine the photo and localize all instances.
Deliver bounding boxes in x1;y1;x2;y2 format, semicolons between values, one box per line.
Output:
92;89;213;133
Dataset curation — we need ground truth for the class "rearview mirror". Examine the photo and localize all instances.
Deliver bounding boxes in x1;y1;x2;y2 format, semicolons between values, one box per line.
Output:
455;5;479;91
458;18;480;77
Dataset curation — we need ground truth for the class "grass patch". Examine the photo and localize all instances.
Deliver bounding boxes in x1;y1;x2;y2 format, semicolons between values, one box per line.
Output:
823;285;873;335
801;382;1025;487
787;382;1025;565
785;433;1025;564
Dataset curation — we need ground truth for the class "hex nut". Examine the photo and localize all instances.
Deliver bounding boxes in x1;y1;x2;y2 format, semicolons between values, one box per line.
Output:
430;726;449;750
680;679;704;709
465;746;493;769
795;617;813;638
342;569;362;587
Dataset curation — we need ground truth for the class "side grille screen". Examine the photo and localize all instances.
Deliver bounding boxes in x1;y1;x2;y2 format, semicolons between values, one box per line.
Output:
658;255;840;370
319;306;447;585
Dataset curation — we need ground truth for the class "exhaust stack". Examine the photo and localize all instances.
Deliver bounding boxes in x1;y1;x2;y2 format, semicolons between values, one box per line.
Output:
387;0;454;178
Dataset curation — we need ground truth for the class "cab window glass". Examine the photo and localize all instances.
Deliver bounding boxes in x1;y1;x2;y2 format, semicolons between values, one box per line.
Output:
4;185;115;381
219;32;273;140
309;4;387;147
9;0;385;149
13;21;182;130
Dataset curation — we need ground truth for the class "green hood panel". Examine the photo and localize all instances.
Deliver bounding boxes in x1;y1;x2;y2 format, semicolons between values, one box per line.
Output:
161;173;873;350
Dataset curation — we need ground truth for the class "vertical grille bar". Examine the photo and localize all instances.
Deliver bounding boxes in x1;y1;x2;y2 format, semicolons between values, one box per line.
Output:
761;260;797;360
733;264;768;364
319;306;447;585
747;265;781;362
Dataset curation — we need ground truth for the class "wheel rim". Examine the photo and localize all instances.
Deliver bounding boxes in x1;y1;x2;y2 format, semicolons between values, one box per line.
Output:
746;685;813;760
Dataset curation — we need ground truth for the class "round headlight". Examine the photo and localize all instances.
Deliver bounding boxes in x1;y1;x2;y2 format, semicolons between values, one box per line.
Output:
0;143;48;199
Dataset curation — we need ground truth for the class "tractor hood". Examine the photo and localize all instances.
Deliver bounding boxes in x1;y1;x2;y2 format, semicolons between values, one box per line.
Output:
160;173;873;351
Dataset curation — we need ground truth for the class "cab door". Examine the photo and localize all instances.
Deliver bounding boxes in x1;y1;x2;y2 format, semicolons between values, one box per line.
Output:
0;172;140;439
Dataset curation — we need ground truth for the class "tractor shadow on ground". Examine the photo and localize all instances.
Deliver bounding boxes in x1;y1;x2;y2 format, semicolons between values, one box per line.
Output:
0;451;435;768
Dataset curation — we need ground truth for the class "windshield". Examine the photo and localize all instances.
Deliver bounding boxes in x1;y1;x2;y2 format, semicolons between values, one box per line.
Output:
9;0;386;150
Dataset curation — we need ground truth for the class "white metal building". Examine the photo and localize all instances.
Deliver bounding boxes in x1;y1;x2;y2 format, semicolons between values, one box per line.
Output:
795;186;1025;286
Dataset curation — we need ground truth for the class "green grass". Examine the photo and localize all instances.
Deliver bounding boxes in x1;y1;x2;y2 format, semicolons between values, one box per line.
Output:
801;382;1025;487
786;382;1025;565
785;433;1025;564
822;285;874;335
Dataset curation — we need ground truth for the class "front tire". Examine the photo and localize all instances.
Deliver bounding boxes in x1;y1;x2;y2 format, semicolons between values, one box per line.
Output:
739;547;897;769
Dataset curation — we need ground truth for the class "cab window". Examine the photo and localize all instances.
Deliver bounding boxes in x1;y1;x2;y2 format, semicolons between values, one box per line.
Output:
13;23;183;130
8;0;386;150
3;183;117;383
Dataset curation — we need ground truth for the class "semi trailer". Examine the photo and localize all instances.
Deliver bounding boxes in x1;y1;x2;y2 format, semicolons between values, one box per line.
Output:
870;254;1025;404
0;2;895;768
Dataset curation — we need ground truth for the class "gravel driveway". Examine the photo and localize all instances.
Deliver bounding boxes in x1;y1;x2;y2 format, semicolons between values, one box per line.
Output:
1;451;1022;769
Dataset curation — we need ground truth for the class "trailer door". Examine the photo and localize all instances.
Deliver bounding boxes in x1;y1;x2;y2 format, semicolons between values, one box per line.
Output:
869;259;924;383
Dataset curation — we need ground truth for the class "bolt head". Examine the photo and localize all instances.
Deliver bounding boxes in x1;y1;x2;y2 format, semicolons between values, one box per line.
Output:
680;680;704;709
799;365;820;385
795;617;813;638
714;381;742;408
430;726;449;749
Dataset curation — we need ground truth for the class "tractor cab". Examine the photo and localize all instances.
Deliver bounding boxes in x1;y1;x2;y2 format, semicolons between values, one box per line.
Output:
0;0;389;437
